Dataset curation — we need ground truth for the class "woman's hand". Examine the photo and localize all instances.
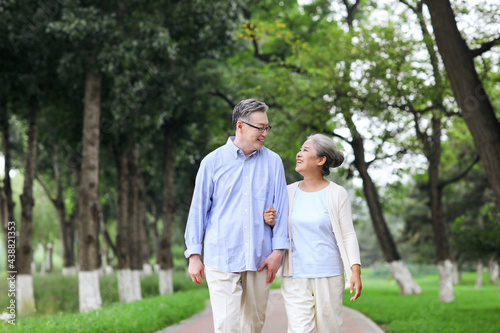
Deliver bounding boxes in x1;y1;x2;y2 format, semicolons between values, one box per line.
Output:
349;264;362;301
263;206;277;227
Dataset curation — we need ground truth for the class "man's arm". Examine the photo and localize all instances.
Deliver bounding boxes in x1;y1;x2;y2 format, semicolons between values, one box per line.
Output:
184;159;213;283
258;158;289;283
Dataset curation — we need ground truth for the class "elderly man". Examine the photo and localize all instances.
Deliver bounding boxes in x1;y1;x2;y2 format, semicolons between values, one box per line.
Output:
184;99;289;333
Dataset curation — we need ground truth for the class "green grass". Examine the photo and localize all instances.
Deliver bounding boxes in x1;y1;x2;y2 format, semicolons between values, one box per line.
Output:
3;289;209;332
343;270;500;333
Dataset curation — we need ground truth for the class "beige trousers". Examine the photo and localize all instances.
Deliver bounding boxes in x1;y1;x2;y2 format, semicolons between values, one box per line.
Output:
205;266;271;333
281;275;345;333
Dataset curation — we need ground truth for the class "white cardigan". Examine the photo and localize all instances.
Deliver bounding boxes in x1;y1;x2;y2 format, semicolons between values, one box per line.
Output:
282;181;361;282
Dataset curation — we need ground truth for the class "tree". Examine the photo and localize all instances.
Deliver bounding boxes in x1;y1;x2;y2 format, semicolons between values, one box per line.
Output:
17;96;39;315
76;55;103;312
423;0;500;207
236;0;421;294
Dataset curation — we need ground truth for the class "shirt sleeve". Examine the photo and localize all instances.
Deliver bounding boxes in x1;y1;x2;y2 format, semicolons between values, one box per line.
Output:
184;158;214;258
337;188;361;267
271;157;290;250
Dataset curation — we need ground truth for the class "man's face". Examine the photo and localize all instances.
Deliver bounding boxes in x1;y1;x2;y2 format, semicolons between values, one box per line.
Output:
239;111;270;151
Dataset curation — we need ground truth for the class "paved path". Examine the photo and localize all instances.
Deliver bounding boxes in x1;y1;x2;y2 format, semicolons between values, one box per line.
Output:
157;290;384;333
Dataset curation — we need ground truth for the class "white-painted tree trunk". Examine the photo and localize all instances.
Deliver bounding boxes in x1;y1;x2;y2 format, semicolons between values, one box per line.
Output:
489;259;499;283
143;263;153;275
62;266;77;275
79;270;102;312
40;262;46;275
132;270;142;301
118;269;142;303
30;261;36;274
452;262;460;284
387;260;422;295
16;274;36;315
438;260;454;303
159;268;174;295
475;261;483;290
497;261;500;300
154;264;160;273
104;265;113;275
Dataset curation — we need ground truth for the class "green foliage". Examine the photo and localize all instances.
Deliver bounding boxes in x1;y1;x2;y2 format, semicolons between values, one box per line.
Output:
451;213;500;261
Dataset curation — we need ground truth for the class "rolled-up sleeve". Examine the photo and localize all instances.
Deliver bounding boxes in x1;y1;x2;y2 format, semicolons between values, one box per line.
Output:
184;159;213;258
271;158;289;250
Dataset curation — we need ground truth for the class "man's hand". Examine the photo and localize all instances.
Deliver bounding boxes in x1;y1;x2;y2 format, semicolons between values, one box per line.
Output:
257;249;284;283
263;206;276;227
188;254;205;284
349;264;362;301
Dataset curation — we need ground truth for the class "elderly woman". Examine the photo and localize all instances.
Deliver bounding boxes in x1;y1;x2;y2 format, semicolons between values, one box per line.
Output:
264;134;362;333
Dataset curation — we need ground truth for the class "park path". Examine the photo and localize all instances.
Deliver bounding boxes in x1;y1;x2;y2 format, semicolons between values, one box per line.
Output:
157;290;384;333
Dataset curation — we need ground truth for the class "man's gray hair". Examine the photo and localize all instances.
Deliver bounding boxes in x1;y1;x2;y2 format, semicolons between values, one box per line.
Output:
308;134;345;176
232;99;269;130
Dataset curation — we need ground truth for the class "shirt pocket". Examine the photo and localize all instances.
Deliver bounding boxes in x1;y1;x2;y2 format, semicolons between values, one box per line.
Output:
253;176;270;202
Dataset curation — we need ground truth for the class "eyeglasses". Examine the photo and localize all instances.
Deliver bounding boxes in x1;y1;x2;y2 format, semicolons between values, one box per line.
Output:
240;121;272;133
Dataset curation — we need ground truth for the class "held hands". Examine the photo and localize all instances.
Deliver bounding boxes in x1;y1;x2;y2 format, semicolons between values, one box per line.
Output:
263;206;277;227
349;264;362;301
258;249;284;283
188;254;205;284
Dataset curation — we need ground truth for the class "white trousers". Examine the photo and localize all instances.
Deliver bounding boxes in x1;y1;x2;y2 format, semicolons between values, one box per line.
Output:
205;266;271;333
281;275;345;333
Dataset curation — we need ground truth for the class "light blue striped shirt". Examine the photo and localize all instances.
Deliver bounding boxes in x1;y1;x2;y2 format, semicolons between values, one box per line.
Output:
184;137;289;273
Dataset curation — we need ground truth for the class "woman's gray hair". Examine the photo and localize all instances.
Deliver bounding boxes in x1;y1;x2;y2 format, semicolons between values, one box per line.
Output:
232;99;269;130
308;134;344;176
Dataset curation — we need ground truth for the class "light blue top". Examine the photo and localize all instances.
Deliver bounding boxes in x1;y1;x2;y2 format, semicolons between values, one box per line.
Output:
290;186;344;278
184;137;289;273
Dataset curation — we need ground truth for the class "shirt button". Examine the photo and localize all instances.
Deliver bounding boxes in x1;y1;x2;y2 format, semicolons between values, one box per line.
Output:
244;209;248;212
244;193;247;196
245;243;248;246
244;226;248;229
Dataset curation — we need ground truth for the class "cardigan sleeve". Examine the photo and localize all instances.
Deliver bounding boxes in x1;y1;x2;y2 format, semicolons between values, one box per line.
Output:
337;187;361;267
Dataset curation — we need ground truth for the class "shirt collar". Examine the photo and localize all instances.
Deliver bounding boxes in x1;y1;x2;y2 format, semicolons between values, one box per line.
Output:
226;136;260;159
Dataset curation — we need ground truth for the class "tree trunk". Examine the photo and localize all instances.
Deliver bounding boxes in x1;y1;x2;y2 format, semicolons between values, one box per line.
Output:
1;108;15;272
159;120;175;294
77;60;102;312
150;200;160;272
427;114;454;303
64;161;80;276
346;113;421;295
43;243;53;273
115;146;135;303
127;145;142;301
17;94;39;315
52;146;76;273
138;167;152;274
438;259;454;303
497;260;500;300
475;261;483;290
424;0;500;207
489;259;498;284
98;205;113;274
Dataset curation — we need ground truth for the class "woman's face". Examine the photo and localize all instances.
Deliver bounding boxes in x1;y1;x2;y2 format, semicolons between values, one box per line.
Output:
295;139;324;175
